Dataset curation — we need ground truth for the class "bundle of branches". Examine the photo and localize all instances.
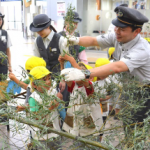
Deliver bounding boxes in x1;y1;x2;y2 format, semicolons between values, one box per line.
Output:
0;71;150;149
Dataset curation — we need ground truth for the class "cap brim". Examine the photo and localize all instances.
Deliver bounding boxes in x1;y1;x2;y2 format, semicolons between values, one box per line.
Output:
30;21;51;32
112;18;128;28
73;18;82;23
63;17;82;23
0;15;5;18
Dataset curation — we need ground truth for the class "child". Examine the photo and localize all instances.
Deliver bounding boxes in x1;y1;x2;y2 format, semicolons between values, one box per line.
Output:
59;54;103;140
9;56;48;111
28;66;62;149
93;58;112;141
107;48;122;118
9;56;46;90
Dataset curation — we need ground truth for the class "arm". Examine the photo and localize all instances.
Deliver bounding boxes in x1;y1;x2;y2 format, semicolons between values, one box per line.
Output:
6;48;12;72
9;73;28;90
6;33;12;72
78;36;99;47
49;92;64;110
33;38;41;57
59;54;81;69
57;92;63;100
49;100;59;111
58;56;66;92
58;55;65;70
89;61;129;78
83;80;94;96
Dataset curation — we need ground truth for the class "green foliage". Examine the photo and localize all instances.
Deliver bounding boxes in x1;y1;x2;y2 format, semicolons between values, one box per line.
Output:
1;4;150;150
1;70;150;149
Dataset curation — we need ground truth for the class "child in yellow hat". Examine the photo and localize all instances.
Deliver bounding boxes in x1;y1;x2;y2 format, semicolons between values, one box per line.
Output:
28;66;62;149
9;56;46;90
107;47;115;60
9;56;47;111
59;54;103;143
93;58;112;141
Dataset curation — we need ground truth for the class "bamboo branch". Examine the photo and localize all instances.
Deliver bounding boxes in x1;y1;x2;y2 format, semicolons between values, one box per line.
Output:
0;112;109;150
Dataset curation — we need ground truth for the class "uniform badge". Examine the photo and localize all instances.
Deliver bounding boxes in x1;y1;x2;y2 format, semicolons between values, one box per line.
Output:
49;47;52;52
118;12;123;17
52;48;57;52
1;36;6;43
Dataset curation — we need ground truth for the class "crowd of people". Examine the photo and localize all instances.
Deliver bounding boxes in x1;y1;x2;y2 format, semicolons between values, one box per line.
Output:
1;4;150;150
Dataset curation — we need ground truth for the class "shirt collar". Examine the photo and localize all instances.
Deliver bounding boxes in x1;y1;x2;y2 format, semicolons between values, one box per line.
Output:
120;34;140;50
43;30;55;41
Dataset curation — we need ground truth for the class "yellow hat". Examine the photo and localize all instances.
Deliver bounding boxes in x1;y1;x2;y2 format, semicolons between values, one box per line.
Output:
107;47;115;60
25;56;46;71
78;62;98;82
78;62;93;70
84;64;93;70
144;37;150;42
29;66;51;82
95;58;110;68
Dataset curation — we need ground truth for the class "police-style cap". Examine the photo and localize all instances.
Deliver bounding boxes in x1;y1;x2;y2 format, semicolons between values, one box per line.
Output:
64;11;82;23
0;12;5;18
30;14;51;32
112;6;149;28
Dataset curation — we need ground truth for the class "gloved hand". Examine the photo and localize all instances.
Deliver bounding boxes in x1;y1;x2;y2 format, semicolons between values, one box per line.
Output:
61;36;69;54
61;68;85;81
67;35;79;45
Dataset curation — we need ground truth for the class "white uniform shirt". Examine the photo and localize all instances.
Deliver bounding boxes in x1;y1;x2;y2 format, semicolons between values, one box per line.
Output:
96;33;150;83
29;88;61;140
33;30;65;56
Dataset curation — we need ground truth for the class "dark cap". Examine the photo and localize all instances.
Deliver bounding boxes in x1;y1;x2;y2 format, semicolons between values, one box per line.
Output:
112;6;149;28
119;4;128;7
64;11;82;23
30;14;51;32
0;12;5;18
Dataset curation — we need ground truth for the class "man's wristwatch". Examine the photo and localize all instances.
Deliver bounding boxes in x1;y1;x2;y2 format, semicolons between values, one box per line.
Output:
82;69;91;79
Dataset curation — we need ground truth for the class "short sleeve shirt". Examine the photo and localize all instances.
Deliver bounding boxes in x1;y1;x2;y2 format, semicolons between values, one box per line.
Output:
7;33;12;48
96;33;150;83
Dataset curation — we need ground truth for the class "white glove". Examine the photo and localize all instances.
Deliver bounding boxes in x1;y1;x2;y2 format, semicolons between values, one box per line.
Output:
61;68;85;81
61;36;69;54
67;35;79;45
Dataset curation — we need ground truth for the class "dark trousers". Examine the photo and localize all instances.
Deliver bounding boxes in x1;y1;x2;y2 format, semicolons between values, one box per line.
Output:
25;87;32;104
99;116;107;136
0;64;8;81
123;86;150;130
62;84;70;111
